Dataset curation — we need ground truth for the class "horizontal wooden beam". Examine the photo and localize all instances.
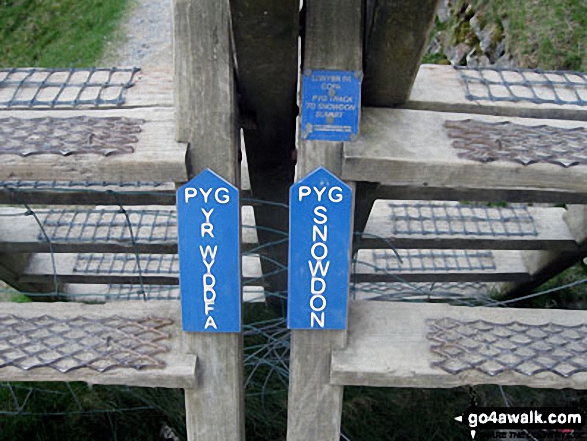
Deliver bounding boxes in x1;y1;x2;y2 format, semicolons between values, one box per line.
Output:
353;249;530;283
404;65;587;122
331;301;587;389
361;201;578;251
0;205;259;254
0;300;196;388
343;108;587;201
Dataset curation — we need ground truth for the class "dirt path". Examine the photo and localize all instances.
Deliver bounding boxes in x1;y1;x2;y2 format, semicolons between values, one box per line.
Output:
101;0;173;67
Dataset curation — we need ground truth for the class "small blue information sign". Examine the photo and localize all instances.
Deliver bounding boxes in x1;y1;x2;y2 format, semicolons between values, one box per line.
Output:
300;69;362;142
288;167;352;330
176;169;241;333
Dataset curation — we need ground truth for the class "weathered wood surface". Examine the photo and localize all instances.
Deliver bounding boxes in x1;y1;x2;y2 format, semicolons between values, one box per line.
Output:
0;67;173;111
0;107;186;182
331;301;587;389
17;252;263;286
343;108;587;196
0;205;258;254
63;283;265;303
174;0;244;438
353;249;530;283
361;202;577;251
372;183;587;205
363;0;440;106
0;300;196;388
405;65;587;121
502;205;587;300
287;1;361;440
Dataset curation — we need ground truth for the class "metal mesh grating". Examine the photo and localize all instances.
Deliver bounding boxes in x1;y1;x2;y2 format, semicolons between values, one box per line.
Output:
73;253;178;275
388;201;537;237
445;119;587;167
40;209;176;243
372;249;496;272
105;285;180;301
0;314;172;373
0;116;144;157
428;318;587;377
351;281;492;301
0;67;139;108
455;66;587;106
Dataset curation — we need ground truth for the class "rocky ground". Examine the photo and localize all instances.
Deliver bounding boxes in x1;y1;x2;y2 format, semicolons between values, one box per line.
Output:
427;0;515;68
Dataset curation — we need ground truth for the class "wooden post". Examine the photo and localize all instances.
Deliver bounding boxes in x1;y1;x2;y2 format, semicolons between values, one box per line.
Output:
363;0;440;106
173;0;244;440
230;0;299;315
287;1;361;440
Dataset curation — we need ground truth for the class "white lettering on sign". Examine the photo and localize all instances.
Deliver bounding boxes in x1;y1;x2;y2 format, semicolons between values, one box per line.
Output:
184;187;231;204
187;187;231;331
298;186;343;203
308;205;330;328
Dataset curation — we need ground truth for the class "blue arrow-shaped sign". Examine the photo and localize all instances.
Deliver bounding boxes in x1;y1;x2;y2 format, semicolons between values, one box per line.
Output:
288;167;352;329
176;169;241;332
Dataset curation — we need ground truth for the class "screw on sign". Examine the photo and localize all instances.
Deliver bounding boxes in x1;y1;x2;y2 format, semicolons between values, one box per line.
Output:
176;169;241;332
288;167;352;330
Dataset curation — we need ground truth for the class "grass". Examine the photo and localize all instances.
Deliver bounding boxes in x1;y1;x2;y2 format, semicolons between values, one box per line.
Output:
0;0;129;68
472;0;587;70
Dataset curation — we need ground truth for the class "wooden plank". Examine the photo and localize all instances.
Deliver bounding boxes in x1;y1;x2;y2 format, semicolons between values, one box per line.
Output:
362;0;439;106
331;301;587;389
288;1;361;440
63;283;265;303
18;253;263;286
361;201;578;251
174;0;244;438
0;67;173;111
353;249;530;283
372;183;587;205
405;65;587;122
0;205;258;254
0;300;196;388
0;107;187;182
343;108;587;197
501;205;587;300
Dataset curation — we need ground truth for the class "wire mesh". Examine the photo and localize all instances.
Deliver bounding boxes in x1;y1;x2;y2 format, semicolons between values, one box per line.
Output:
387;201;537;237
0;67;139;108
445;119;587;167
370;249;496;272
455;66;587;106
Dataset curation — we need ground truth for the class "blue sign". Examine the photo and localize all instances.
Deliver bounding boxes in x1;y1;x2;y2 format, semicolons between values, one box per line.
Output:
176;169;241;332
300;69;362;142
288;167;352;330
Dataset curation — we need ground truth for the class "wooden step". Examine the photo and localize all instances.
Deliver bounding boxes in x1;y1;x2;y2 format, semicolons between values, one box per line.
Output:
350;281;499;302
362;201;577;251
63;283;265;303
331;301;587;389
406;65;587;121
0;67;172;110
0;300;195;388
0;107;187;182
353;249;530;283
0;205;259;254
343;108;587;203
17;252;264;286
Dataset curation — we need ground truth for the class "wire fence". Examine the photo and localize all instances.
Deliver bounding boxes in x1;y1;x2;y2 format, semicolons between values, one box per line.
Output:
0;181;585;439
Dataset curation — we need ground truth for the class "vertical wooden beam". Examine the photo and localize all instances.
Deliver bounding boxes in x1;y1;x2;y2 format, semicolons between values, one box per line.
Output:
363;0;440;106
230;0;299;315
174;1;244;440
287;1;361;440
501;205;587;301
